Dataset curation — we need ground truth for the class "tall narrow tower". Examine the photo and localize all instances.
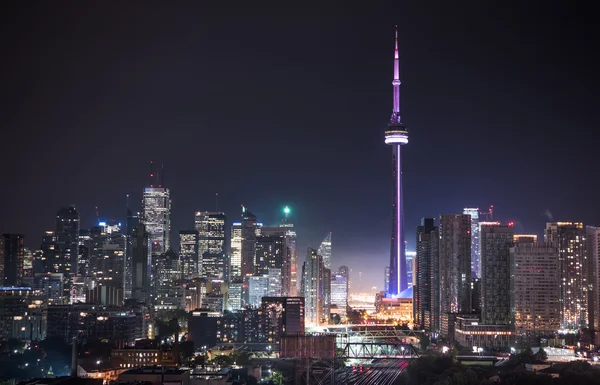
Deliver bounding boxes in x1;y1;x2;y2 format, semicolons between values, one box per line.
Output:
385;27;409;296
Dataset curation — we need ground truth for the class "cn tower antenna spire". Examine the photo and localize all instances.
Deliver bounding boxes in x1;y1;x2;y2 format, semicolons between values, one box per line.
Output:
391;25;401;124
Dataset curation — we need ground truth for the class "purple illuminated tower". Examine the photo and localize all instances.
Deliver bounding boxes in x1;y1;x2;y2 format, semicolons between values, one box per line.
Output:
385;27;409;297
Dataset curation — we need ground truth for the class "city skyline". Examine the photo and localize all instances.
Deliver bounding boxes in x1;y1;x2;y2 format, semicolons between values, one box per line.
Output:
1;2;598;289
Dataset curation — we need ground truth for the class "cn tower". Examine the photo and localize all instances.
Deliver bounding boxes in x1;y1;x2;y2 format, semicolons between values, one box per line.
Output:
385;26;409;297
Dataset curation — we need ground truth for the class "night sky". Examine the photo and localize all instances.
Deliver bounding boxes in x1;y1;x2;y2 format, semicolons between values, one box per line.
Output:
1;2;597;291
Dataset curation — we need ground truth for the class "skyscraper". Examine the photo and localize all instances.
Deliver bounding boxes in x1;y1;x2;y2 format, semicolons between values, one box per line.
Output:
587;226;600;335
97;221;126;291
141;167;171;257
384;27;409;296
406;251;415;288
463;208;480;278
339;265;350;297
0;234;25;286
279;207;298;296
545;222;588;329
330;272;348;316
195;211;227;276
414;218;437;329
302;248;326;326
124;209;139;298
255;233;284;276
480;223;514;325
511;241;560;344
438;214;472;318
317;232;332;270
56;206;80;276
230;223;242;280
179;230;199;279
240;206;258;280
131;223;150;304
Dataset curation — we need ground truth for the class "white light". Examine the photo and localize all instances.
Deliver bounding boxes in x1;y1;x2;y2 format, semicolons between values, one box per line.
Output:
385;136;409;145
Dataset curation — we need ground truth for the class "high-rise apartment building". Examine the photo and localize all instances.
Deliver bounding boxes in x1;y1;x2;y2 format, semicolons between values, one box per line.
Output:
414;218;437;329
240;207;258;280
142;187;171;257
302;248;329;326
480;223;514;325
56;206;80;276
318;233;332;270
195;212;226;276
438;214;472;319
463;208;480;278
511;241;560;344
587;226;600;335
0;234;25;286
545;222;588;329
179;230;199;279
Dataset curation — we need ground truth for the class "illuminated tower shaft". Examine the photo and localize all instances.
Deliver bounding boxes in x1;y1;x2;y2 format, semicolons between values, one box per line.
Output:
385;27;409;296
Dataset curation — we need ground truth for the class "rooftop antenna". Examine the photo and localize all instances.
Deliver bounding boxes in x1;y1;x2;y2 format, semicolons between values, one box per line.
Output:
95;205;100;224
160;163;164;188
215;193;219;211
125;194;130;234
149;160;155;188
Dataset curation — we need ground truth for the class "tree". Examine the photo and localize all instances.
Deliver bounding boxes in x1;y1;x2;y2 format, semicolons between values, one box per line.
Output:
267;370;284;385
535;347;548;361
231;350;252;365
179;340;194;363
7;338;25;353
211;355;233;366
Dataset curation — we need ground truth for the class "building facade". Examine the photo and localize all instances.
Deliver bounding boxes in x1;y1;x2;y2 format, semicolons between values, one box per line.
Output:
480;223;514;325
511;241;560;345
302;248;327;326
141;187;171;257
438;214;472;329
545;222;588;329
1;234;25;286
317;233;332;270
56;206;80;277
179;230;198;279
414;218;437;329
195;212;227;277
463;208;480;278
